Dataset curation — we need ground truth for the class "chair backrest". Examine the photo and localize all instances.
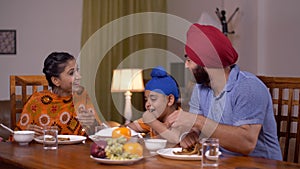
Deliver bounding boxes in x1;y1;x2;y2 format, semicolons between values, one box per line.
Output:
10;75;49;129
258;76;300;163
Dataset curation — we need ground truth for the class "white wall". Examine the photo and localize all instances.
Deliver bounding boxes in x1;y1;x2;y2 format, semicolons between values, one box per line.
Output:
167;0;258;73
257;0;300;76
0;0;82;100
168;0;300;77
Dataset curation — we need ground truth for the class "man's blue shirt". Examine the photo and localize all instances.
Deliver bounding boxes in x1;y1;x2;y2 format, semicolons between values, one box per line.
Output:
189;65;282;160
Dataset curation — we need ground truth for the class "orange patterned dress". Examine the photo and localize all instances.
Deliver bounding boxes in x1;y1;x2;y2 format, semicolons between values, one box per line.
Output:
16;90;85;135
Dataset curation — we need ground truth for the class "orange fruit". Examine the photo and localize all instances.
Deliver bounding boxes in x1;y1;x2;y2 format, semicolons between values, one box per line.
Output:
123;142;143;157
112;126;131;140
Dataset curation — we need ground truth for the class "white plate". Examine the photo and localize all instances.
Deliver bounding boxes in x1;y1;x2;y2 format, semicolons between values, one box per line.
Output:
94;127;138;137
88;134;111;142
34;135;86;145
90;155;143;165
157;148;202;161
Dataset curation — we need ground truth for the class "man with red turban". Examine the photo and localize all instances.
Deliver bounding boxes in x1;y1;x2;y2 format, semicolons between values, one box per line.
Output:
173;24;282;160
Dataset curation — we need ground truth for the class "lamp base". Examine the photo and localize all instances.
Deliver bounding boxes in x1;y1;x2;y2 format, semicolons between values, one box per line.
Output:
124;91;132;124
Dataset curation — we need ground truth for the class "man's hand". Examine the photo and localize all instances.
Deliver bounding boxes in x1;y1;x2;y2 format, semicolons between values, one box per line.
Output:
171;110;198;132
179;130;199;148
163;110;180;128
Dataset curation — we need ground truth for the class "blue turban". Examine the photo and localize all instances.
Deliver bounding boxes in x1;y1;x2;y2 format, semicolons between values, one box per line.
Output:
145;66;179;101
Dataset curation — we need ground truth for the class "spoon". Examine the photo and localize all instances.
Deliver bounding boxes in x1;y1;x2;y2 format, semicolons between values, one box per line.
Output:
0;123;14;134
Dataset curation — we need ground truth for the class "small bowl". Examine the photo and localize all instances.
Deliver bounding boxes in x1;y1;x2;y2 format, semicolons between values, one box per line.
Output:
204;150;222;161
14;130;35;145
144;139;167;153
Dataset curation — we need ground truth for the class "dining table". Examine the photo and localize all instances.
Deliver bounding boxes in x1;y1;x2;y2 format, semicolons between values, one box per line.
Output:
1;138;300;169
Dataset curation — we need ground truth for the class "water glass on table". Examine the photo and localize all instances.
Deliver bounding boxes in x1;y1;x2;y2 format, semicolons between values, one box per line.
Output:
201;138;220;167
43;126;58;150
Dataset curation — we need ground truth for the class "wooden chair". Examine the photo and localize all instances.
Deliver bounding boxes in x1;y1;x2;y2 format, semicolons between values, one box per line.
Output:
10;75;49;129
258;76;300;163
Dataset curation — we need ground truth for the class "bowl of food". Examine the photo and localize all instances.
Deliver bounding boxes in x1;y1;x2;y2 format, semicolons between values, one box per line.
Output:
13;130;35;145
144;139;167;153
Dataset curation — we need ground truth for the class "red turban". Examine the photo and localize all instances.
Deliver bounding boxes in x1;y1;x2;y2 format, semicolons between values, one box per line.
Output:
185;24;238;68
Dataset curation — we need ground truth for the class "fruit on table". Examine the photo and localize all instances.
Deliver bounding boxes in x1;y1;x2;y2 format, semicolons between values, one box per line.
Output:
90;136;143;160
123;142;143;157
105;137;141;160
90;140;107;158
112;126;131;140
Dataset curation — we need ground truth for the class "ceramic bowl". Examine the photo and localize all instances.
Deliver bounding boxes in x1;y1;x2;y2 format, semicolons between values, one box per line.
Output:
204;149;222;161
144;139;167;152
14;130;35;145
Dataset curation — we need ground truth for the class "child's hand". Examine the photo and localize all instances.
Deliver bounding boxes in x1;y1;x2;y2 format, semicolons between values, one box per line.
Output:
142;109;157;123
142;107;165;123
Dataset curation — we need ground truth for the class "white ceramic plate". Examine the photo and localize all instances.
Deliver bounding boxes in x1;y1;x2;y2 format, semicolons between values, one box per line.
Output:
94;127;138;137
34;135;86;145
89;134;111;142
157;148;202;161
90;155;143;165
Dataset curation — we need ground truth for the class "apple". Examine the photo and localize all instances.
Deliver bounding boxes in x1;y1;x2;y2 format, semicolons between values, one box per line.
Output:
90;140;107;158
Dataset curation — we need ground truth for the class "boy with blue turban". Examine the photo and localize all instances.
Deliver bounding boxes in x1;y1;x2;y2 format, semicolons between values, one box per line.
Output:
127;66;180;139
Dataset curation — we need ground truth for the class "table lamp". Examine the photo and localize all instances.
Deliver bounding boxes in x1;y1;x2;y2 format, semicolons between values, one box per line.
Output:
111;69;144;124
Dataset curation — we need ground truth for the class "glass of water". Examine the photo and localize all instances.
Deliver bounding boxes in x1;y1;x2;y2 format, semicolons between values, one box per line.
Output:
201;138;220;167
43;126;58;150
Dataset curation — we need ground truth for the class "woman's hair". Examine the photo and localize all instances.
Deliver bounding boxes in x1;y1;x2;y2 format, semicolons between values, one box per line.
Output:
43;52;75;87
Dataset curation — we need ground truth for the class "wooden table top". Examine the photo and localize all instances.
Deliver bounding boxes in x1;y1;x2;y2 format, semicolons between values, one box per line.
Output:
1;140;300;169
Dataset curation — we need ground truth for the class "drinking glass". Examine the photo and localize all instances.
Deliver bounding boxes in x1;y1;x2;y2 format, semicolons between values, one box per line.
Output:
43;126;58;150
201;138;220;167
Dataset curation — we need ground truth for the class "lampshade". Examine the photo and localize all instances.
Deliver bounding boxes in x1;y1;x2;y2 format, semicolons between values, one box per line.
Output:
111;69;144;93
111;69;144;124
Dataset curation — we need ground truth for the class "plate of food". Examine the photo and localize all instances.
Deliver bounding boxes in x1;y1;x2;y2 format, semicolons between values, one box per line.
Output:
90;137;143;165
34;135;86;145
157;143;202;161
157;147;202;160
90;155;143;165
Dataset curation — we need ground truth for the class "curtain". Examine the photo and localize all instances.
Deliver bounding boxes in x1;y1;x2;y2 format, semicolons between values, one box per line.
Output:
80;0;167;123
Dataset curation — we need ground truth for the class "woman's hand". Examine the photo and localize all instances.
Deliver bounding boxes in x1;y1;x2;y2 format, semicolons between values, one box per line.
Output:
26;124;43;137
77;106;96;126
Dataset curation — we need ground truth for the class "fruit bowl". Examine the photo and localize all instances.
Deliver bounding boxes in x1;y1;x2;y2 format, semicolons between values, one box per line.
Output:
13;130;35;145
144;139;167;153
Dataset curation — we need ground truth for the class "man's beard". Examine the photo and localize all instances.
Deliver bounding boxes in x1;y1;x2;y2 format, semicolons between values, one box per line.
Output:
192;65;210;86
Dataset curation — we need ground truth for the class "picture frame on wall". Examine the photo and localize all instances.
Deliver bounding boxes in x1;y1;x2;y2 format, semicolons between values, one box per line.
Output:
0;30;16;54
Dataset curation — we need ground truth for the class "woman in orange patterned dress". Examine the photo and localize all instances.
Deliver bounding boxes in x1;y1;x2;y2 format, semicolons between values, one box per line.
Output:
16;52;101;136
